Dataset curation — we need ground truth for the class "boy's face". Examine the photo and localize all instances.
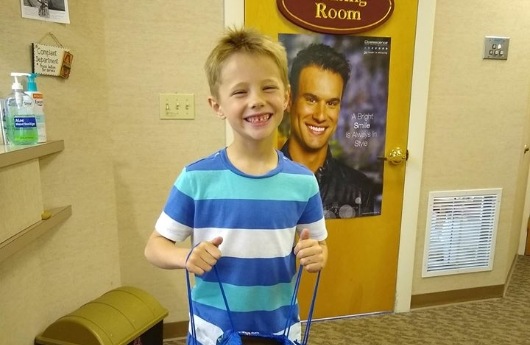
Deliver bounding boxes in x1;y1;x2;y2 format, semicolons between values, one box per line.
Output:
209;52;289;144
289;66;343;153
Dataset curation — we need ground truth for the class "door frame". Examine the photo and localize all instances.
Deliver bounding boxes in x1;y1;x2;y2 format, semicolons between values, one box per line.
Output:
223;0;437;313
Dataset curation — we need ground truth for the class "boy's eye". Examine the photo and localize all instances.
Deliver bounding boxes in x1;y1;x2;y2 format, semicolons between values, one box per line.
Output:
263;85;279;91
232;90;247;96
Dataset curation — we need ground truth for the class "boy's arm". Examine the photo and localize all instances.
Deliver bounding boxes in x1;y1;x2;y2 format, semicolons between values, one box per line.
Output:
144;230;189;269
145;230;224;274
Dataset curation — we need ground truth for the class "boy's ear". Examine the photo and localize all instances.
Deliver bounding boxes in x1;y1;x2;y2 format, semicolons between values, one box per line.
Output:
208;96;226;119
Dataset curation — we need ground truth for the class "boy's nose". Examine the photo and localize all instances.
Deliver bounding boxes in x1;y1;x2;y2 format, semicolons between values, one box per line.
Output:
250;92;265;109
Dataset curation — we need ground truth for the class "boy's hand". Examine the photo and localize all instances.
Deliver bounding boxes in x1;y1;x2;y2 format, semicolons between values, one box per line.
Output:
186;236;223;275
294;229;327;273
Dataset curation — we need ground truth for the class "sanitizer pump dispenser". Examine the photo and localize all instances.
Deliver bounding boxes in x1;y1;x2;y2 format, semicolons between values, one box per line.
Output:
5;73;38;145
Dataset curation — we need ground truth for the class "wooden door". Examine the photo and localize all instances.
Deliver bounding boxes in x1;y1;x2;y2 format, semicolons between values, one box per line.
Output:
245;0;419;318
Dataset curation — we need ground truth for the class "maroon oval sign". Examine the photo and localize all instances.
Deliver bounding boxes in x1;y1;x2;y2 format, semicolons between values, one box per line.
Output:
276;0;394;35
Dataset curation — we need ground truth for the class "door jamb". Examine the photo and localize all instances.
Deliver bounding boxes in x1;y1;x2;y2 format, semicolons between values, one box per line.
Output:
394;0;436;313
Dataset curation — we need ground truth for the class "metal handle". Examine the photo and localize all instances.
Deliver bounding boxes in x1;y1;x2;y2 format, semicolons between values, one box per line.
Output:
378;147;408;165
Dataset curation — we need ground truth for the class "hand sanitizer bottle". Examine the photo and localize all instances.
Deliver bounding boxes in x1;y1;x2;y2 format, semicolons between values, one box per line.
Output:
5;73;38;145
26;73;46;143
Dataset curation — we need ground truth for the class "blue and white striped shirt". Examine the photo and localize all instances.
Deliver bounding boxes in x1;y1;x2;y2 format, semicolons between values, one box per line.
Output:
155;148;327;345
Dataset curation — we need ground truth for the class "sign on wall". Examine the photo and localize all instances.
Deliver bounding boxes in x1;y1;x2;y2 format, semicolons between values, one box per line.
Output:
276;0;394;34
32;43;73;79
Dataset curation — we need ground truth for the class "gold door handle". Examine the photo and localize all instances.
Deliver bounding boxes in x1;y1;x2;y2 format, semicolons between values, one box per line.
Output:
378;147;408;165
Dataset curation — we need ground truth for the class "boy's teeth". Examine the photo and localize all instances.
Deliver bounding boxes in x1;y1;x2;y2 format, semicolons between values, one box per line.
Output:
247;114;270;123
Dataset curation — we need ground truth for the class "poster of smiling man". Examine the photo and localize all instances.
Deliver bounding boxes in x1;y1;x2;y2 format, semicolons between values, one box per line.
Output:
278;33;391;219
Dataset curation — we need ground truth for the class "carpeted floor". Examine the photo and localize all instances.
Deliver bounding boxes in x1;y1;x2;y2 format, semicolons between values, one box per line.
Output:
164;255;530;345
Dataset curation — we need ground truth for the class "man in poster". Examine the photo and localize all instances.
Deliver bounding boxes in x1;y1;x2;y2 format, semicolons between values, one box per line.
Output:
280;43;375;219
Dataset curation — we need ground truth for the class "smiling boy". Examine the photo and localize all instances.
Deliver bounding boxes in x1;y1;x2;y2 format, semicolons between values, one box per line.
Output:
145;27;328;345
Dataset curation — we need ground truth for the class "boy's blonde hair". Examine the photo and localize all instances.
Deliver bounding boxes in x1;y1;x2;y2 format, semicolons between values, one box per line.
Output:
204;27;289;98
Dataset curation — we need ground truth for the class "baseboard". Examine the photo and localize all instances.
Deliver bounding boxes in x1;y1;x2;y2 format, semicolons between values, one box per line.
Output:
410;284;505;309
163;321;188;340
525;217;530;256
503;254;520;296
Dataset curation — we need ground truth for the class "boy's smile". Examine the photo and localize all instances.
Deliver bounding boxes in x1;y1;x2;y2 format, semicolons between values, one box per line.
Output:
245;113;272;124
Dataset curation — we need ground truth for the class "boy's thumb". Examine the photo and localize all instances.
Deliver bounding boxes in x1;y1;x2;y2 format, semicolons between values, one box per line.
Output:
299;228;310;241
211;236;223;247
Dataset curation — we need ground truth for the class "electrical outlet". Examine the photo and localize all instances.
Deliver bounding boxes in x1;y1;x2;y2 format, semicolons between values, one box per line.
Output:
159;93;195;120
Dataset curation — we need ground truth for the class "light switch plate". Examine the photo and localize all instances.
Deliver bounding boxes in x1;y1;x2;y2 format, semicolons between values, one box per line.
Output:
159;93;195;120
483;36;509;60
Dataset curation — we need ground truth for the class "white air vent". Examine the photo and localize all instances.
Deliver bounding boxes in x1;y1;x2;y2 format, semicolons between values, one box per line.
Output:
422;188;501;277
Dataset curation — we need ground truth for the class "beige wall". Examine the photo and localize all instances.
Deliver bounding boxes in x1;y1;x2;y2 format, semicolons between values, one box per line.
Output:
0;0;223;343
412;1;530;294
0;1;120;344
103;0;225;323
1;1;529;344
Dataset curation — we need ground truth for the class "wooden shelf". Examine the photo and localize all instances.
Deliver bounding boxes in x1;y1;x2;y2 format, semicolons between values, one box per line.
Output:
0;205;72;263
0;140;64;169
0;140;69;263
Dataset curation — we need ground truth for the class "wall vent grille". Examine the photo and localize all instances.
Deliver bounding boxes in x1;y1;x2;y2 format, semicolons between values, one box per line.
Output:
422;188;501;277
